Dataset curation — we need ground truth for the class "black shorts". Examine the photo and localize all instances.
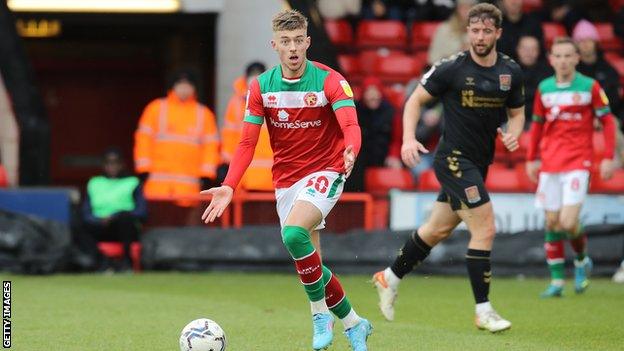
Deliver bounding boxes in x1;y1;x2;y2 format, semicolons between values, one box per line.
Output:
433;151;490;211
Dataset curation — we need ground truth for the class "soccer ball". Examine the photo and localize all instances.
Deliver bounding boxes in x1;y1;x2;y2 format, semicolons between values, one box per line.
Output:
179;318;227;351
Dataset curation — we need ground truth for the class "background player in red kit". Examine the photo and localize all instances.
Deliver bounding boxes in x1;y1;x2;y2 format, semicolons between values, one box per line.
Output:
201;9;372;351
526;37;616;298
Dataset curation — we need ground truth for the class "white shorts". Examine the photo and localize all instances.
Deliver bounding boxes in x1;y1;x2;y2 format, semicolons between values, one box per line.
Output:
535;170;590;211
275;171;345;230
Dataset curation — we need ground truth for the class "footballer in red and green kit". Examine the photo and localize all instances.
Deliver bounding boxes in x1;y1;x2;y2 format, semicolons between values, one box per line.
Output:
527;38;616;298
243;60;357;188
529;73;615;172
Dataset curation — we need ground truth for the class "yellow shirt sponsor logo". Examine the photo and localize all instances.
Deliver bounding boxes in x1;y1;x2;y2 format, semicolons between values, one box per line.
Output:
340;80;353;98
599;88;610;105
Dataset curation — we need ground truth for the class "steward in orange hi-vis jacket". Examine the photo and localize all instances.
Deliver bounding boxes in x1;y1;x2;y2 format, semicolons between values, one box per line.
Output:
220;62;274;191
134;71;219;205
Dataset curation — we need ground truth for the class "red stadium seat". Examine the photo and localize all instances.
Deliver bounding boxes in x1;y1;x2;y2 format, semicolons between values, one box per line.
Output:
365;167;415;194
541;22;567;49
356;20;408;49
417;169;441;191
357;49;404;74
594;22;622;51
590;169;624;193
337;54;361;77
486;166;523;192
375;54;426;83
610;0;624;9
383;85;406;110
351;84;362;101
98;242;142;271
411;21;441;49
514;163;538;192
522;0;543;12
0;165;7;188
325;20;353;47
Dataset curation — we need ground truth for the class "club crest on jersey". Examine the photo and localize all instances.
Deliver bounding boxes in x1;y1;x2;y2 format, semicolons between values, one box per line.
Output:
572;93;581;104
303;92;318;107
499;74;511;91
340;80;354;97
498;74;511;91
277;109;289;121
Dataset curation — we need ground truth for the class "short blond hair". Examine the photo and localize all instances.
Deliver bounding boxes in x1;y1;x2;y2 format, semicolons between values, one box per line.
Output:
551;36;579;53
272;9;308;32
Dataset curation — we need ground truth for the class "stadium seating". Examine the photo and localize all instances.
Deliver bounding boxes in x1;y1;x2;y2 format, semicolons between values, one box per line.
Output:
0;165;7;188
383;85;406;110
374;53;426;83
541;22;567;48
325;20;353;47
590;169;624;193
522;0;543;12
97;242;142;271
356;20;407;49
411;21;441;50
337;54;361;78
595;22;622;51
417;169;441;191
365;167;415;194
486;166;524;192
514;163;538;192
357;49;404;75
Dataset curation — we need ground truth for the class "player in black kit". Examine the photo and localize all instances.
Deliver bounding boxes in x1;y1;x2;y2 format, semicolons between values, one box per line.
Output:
372;3;525;332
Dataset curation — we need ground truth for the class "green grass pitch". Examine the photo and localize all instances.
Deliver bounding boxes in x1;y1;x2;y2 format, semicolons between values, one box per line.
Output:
6;272;624;350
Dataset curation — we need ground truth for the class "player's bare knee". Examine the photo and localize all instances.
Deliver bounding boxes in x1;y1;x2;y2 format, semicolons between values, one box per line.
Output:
431;225;454;241
559;218;577;234
545;218;559;232
473;224;496;244
419;223;451;242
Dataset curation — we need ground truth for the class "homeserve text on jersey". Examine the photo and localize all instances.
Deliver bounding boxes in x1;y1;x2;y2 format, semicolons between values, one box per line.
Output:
269;117;322;129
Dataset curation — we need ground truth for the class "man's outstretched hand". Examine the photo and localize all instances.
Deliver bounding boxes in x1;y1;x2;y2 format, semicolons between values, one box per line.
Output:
200;186;234;223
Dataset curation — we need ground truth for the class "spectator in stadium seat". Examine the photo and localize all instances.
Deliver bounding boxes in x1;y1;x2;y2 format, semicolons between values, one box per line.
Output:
573;20;624;124
318;0;361;20
220;62;274;191
497;0;544;60
427;0;474;65
82;148;146;271
405;0;455;22
347;76;396;191
516;35;554;130
134;69;220;206
539;0;583;34
361;0;403;20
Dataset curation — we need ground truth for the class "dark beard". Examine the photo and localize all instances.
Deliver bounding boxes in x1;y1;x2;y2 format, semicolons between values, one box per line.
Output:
472;43;494;57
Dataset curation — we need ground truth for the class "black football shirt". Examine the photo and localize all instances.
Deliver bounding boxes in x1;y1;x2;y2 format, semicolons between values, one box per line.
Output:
420;51;525;166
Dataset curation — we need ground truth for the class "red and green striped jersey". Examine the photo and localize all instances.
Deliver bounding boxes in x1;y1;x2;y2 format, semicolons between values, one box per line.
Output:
245;60;356;188
532;72;611;172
